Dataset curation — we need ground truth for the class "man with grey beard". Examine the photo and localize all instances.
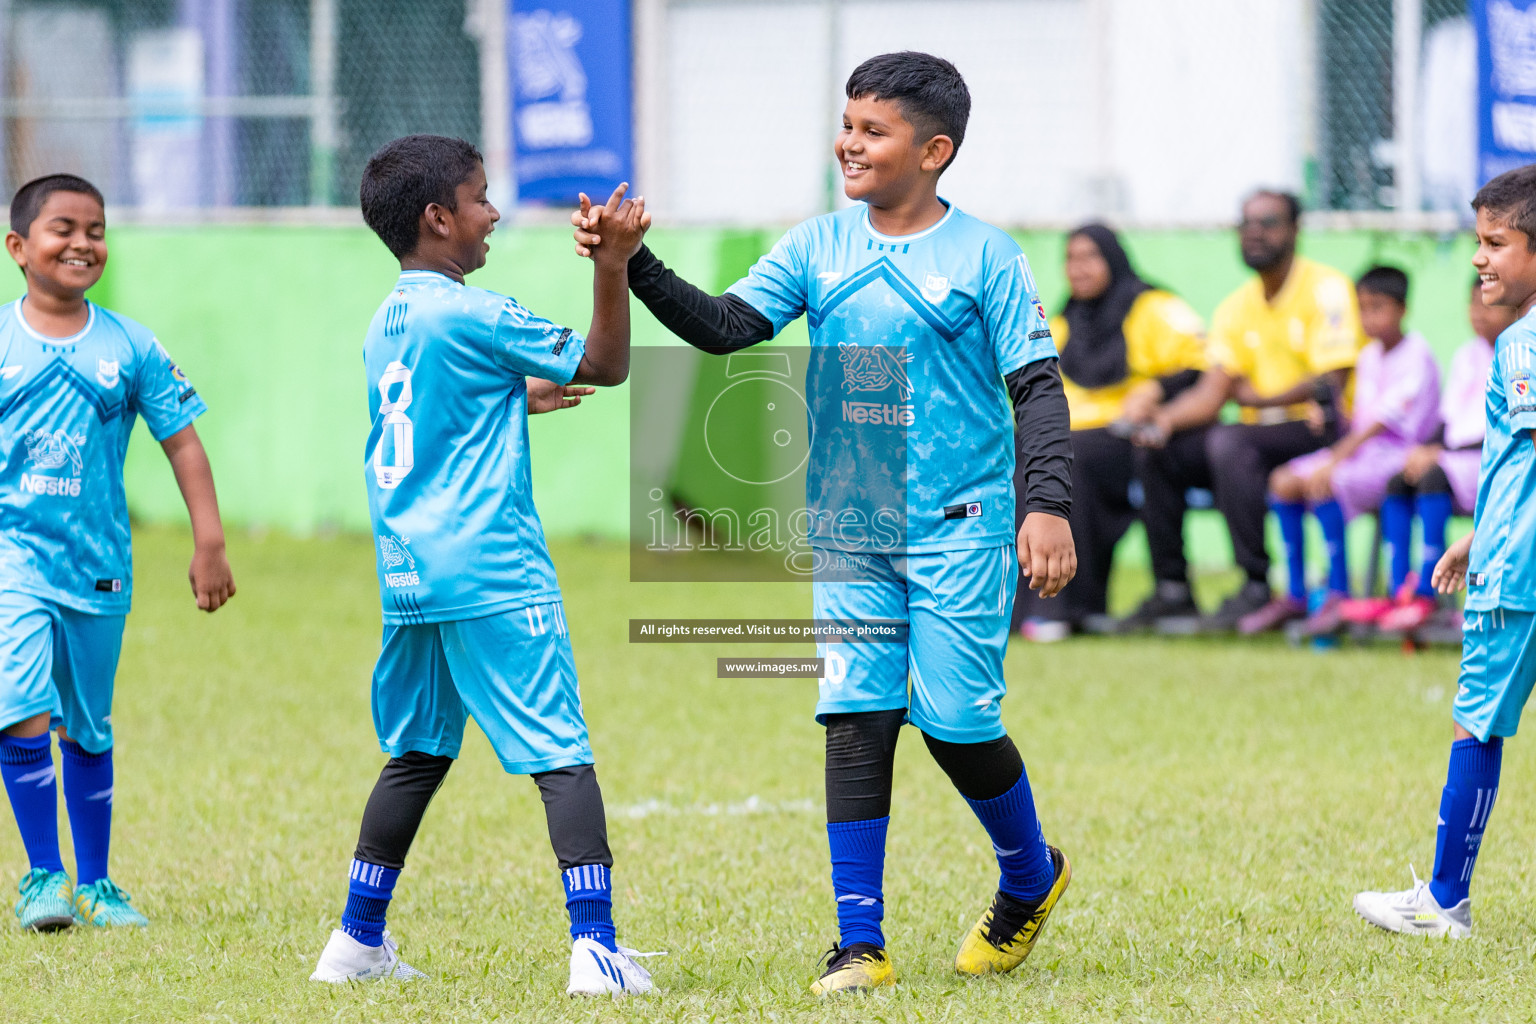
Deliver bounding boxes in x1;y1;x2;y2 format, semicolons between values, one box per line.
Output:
1111;190;1365;634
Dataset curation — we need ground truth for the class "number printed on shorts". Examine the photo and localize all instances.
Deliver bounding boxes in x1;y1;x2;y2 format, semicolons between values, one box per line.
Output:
373;361;414;489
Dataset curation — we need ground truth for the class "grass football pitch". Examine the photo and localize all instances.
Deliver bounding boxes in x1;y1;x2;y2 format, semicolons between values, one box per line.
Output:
1;526;1531;1023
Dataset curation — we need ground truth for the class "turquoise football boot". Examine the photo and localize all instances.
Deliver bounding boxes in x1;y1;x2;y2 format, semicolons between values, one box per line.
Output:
15;868;75;931
73;878;148;928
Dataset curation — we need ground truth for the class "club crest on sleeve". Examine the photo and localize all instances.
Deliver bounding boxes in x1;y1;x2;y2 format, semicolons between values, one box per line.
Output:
1513;373;1530;399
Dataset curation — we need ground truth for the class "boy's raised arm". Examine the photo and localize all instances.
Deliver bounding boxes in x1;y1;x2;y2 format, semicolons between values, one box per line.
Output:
572;183;647;387
573;201;773;355
159;424;235;612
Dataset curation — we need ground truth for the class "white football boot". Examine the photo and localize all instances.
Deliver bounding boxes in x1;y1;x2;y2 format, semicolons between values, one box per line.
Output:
566;937;661;996
1354;868;1472;938
310;928;427;982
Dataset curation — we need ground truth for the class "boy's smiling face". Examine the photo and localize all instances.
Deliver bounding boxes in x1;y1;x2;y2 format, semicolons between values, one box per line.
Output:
441;161;499;274
6;190;106;298
836;95;949;209
1474;205;1536;315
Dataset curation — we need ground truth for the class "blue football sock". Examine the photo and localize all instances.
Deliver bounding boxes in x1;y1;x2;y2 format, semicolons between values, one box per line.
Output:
563;863;617;952
341;858;400;947
1313;499;1350;595
1273;499;1307;601
59;740;112;886
1430;737;1502;909
827;817;888;948
1380;494;1413;594
1415;492;1453;599
964;770;1055;903
0;733;63;874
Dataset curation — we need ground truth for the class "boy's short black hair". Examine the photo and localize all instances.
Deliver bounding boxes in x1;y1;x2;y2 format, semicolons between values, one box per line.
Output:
845;52;970;172
10;174;104;236
360;135;483;259
1472;163;1536;252
1356;264;1409;306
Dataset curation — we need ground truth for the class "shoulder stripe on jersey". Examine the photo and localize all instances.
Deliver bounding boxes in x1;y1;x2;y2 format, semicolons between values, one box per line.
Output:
0;359;125;424
384;302;407;337
808;257;980;342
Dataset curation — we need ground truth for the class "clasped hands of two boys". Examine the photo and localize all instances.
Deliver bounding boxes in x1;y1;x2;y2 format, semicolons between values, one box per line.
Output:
568;184;1078;599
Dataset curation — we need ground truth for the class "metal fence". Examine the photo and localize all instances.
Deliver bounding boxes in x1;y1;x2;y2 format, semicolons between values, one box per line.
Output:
0;0;1494;221
1315;0;1474;213
0;0;484;212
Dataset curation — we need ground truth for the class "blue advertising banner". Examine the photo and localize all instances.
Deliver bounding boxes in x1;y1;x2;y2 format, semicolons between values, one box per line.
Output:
1473;0;1536;184
509;1;633;204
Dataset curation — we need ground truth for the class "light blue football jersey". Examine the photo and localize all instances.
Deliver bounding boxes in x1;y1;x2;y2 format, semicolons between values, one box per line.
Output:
0;299;205;614
363;270;587;624
1467;307;1536;612
726;202;1055;553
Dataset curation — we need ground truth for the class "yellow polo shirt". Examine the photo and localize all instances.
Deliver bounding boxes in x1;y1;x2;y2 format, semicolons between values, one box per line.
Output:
1206;256;1365;424
1054;289;1208;430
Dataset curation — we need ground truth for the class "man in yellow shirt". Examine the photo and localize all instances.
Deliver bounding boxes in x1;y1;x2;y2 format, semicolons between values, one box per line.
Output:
1014;224;1206;639
1117;191;1364;632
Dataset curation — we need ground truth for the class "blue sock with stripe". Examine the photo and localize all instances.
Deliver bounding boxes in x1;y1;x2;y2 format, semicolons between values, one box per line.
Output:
965;770;1055;903
1415;492;1453;599
1430;737;1503;909
828;817;888;948
0;733;63;874
1380;493;1413;593
341;858;399;947
563;863;617;951
1273;499;1308;600
59;740;112;886
1313;499;1350;595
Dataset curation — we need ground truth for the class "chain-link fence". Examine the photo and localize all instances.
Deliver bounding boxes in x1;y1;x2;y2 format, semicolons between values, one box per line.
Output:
0;0;1497;221
0;0;482;211
1315;0;1473;213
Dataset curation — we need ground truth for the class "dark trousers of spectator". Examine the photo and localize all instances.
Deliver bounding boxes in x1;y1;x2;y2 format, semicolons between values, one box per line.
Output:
1134;420;1333;588
1013;427;1136;629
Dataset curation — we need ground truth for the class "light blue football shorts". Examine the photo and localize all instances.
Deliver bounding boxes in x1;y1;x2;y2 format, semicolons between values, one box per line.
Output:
372;601;593;774
0;590;123;753
1453;607;1536;741
812;545;1017;743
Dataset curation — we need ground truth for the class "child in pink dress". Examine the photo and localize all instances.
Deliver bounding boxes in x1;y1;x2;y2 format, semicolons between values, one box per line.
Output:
1362;278;1517;634
1241;266;1442;635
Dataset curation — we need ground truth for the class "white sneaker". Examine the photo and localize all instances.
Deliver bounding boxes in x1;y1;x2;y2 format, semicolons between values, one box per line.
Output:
310;928;428;982
565;937;661;996
1354;868;1472;938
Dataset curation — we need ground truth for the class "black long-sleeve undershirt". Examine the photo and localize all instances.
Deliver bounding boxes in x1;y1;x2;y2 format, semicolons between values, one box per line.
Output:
626;244;1073;519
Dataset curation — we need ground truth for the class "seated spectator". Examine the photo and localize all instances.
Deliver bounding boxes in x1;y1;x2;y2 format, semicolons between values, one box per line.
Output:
1116;190;1365;632
1246;266;1441;635
1014;224;1205;640
1354;276;1517;636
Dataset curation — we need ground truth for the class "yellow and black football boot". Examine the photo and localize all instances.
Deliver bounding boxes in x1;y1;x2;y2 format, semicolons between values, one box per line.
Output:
809;942;895;995
955;845;1071;975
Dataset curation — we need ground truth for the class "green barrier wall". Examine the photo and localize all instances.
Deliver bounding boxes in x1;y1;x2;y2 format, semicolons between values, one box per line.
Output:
14;223;1481;562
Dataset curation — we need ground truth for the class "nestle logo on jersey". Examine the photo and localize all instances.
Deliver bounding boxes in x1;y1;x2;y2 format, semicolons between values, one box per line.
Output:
20;473;81;497
384;571;420;588
842;400;915;426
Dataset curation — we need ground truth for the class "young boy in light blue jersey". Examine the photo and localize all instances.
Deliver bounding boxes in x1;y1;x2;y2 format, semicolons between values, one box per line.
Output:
576;52;1077;992
308;135;657;996
0;174;235;931
1355;163;1536;938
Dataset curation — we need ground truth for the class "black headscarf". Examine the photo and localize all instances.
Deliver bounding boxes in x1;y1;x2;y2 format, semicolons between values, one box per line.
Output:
1058;223;1150;390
